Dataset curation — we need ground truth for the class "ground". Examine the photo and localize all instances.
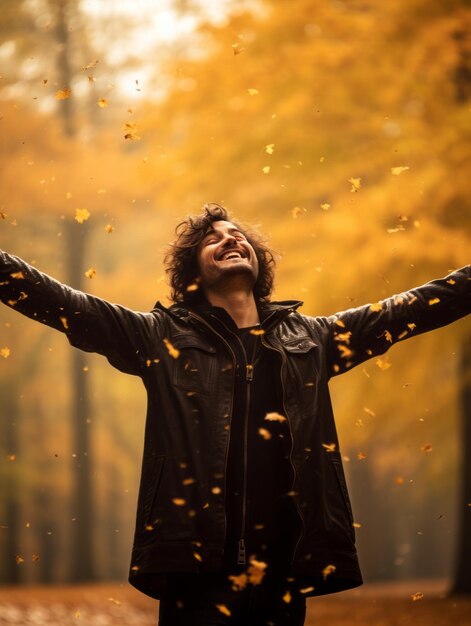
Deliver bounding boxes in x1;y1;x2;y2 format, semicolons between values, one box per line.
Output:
0;579;470;625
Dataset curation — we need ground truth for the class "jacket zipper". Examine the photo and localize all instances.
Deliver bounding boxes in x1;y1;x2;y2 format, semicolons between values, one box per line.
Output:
187;312;236;559
261;336;305;565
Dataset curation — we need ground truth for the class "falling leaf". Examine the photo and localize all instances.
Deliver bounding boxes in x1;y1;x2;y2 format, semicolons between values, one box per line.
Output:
421;444;433;454
375;357;391;370
74;610;81;618
31;554;40;561
265;143;275;154
447;279;456;285
228;572;248;590
258;428;272;440
370;302;382;312
355;419;364;428
182;477;196;486
82;59;99;71
211;486;222;495
163;338;180;359
247;88;259;95
15;555;24;565
60;316;69;330
97;98;108;108
232;43;244;55
357;452;367;460
387;225;405;234
249;328;265;336
104;224;114;234
216;604;231;616
349;177;361;192
55;88;71;100
247;558;267;585
282;591;292;604
322;443;336;452
84;267;96;279
0;212;7;219
383;330;393;343
1;347;11;358
292;206;306;218
322;564;336;580
107;597;121;606
411;592;424;601
320;203;330;211
391;166;410;176
123;122;141;140
300;586;315;594
172;498;186;506
428;298;440;306
352;522;362;528
264;412;286;422
186;282;199;292
262;166;270;174
8;454;16;461
75;208;90;224
395;476;405;485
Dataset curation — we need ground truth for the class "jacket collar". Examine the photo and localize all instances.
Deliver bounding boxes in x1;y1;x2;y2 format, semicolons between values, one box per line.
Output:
153;299;303;331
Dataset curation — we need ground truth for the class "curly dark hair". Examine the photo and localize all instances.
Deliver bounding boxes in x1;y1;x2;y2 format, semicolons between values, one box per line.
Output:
164;203;276;304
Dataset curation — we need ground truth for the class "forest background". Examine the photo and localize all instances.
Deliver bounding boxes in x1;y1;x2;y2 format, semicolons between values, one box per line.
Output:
0;0;470;593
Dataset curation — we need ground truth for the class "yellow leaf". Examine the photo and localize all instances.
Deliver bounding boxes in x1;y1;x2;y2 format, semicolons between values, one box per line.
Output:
193;552;203;561
300;586;315;594
348;177;361;192
60;316;69;330
75;208;90;224
228;573;248;590
357;452;367;460
322;442;336;452
172;498;186;506
375;357;391;370
265;143;275;154
97;98;108;108
84;267;96;279
264;412;286;423
15;555;24;565
104;224;114;234
258;428;272;440
262;166;270;174
384;330;393;343
428;298;440;305
216;604;231;616
55;88;71;100
292;206;306;218
411;592;424;602
1;347;11;358
123;122;141;140
82;59;99;71
247;88;259;95
320;203;330;211
32;554;40;561
352;522;362;528
282;591;292;604
232;43;244;55
249;328;265;336
322;564;336;580
163;338;180;359
107;597;121;606
421;443;433;454
391;166;410;176
247;558;267;585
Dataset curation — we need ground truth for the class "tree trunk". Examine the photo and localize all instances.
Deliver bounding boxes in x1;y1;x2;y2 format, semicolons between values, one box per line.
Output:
451;334;471;594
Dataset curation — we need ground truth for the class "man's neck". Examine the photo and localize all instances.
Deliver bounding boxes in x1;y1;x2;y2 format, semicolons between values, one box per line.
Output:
204;289;260;329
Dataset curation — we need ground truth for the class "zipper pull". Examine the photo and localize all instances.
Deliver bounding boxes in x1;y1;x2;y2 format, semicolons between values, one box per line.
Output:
237;538;246;565
246;364;254;382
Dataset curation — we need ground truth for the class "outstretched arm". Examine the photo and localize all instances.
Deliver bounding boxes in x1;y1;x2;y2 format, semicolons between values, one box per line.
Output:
0;250;162;375
323;265;471;377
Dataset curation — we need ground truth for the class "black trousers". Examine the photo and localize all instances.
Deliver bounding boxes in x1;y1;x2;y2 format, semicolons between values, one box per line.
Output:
158;571;307;626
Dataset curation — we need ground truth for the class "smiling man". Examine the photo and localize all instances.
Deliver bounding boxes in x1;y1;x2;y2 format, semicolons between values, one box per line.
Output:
0;203;470;626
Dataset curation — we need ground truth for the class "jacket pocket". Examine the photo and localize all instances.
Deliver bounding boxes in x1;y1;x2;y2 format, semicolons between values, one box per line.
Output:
329;452;355;541
171;334;216;396
141;454;165;528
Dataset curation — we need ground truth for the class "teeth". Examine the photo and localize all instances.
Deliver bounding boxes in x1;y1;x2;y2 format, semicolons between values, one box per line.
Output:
221;251;242;260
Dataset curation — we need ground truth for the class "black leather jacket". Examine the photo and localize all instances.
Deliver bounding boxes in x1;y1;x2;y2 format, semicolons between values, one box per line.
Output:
1;251;470;598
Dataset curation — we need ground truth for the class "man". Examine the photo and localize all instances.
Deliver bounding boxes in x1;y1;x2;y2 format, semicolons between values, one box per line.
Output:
1;203;470;625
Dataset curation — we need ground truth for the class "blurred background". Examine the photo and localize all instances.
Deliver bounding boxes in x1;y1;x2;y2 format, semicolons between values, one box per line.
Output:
0;0;470;592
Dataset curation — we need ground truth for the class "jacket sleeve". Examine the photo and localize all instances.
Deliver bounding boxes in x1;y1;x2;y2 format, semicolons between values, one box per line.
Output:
323;265;471;377
0;250;162;376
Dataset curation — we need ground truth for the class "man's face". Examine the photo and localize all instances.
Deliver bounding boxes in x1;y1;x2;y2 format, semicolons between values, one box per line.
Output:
196;220;259;293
